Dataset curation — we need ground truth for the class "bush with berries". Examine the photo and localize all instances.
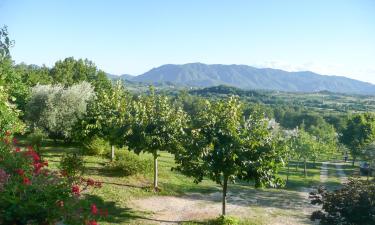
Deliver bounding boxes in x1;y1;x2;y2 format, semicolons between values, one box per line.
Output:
0;130;107;225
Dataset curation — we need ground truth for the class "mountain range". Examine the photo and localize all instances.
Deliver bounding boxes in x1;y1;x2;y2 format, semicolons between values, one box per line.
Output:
108;63;375;95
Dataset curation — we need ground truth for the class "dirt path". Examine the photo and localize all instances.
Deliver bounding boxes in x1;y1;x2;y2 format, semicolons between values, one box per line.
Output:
131;188;318;225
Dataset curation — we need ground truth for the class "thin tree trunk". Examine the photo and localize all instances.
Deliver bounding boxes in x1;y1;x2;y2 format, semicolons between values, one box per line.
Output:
304;158;307;178
222;176;228;216
295;161;299;172
286;162;290;186
352;156;356;167
111;145;115;162
153;151;158;191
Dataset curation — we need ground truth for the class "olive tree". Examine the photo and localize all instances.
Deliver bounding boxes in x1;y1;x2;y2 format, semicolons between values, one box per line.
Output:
127;87;188;190
26;82;95;141
174;96;284;215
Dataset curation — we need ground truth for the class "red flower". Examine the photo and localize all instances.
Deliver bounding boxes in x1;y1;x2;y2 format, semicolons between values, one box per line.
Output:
33;162;43;174
88;221;98;225
15;169;25;176
71;185;80;196
23;177;31;185
15;147;21;153
91;204;98;215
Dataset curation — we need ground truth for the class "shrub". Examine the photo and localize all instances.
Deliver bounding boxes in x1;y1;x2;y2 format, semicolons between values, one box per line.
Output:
59;151;85;181
83;136;110;155
210;215;240;225
0;130;104;224
105;150;152;176
310;179;375;225
26;128;46;154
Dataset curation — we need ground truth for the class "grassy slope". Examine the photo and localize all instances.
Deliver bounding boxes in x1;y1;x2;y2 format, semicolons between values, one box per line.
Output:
36;140;356;225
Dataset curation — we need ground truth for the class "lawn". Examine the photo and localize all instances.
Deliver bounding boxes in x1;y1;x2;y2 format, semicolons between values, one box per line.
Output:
23;138;359;225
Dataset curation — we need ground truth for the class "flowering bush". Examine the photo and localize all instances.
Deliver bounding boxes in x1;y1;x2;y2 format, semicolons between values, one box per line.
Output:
0;131;107;225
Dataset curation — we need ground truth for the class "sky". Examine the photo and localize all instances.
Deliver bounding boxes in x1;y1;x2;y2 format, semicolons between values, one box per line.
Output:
1;0;375;83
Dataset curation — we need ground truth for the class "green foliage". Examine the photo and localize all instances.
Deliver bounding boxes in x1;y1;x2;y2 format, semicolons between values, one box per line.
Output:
175;96;285;215
26;128;46;154
81;81;130;145
127;86;188;188
50;57;112;89
341;113;375;163
210;215;240;225
310;179;375;225
59;152;85;180
26;82;95;140
83;136;110;155
104;150;152;176
0;25;14;60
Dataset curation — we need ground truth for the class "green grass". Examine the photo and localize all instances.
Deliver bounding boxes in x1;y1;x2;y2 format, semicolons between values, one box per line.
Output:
17;138;360;225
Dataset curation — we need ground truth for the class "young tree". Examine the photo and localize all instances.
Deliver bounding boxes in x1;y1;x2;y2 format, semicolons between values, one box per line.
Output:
294;128;317;177
174;96;284;215
341;113;375;166
81;81;130;160
127;87;188;190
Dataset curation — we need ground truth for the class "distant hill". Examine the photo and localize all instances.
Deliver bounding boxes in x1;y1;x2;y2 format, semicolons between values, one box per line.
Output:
108;63;375;95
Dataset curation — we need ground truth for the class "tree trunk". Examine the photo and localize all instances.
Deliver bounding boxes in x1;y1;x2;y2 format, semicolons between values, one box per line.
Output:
153;151;158;191
304;158;307;178
111;145;115;162
313;159;316;168
222;176;228;216
295;161;299;172
352;156;356;167
286;162;290;186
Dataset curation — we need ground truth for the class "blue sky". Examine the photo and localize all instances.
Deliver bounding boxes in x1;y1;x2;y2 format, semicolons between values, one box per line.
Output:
1;0;375;83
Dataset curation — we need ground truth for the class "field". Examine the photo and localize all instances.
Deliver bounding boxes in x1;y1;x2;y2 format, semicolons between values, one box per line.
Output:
34;139;358;225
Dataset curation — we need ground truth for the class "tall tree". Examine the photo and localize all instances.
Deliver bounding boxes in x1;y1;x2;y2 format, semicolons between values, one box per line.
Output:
341;113;375;166
174;97;284;215
127;87;188;190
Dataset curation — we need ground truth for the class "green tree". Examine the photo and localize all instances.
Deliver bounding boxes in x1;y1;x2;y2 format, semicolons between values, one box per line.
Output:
127;87;188;190
174;97;284;215
0;25;24;135
341;113;375;166
81;81;130;160
294;128;318;177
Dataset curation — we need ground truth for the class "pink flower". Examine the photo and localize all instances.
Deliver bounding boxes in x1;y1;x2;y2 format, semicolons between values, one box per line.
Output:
12;138;18;145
